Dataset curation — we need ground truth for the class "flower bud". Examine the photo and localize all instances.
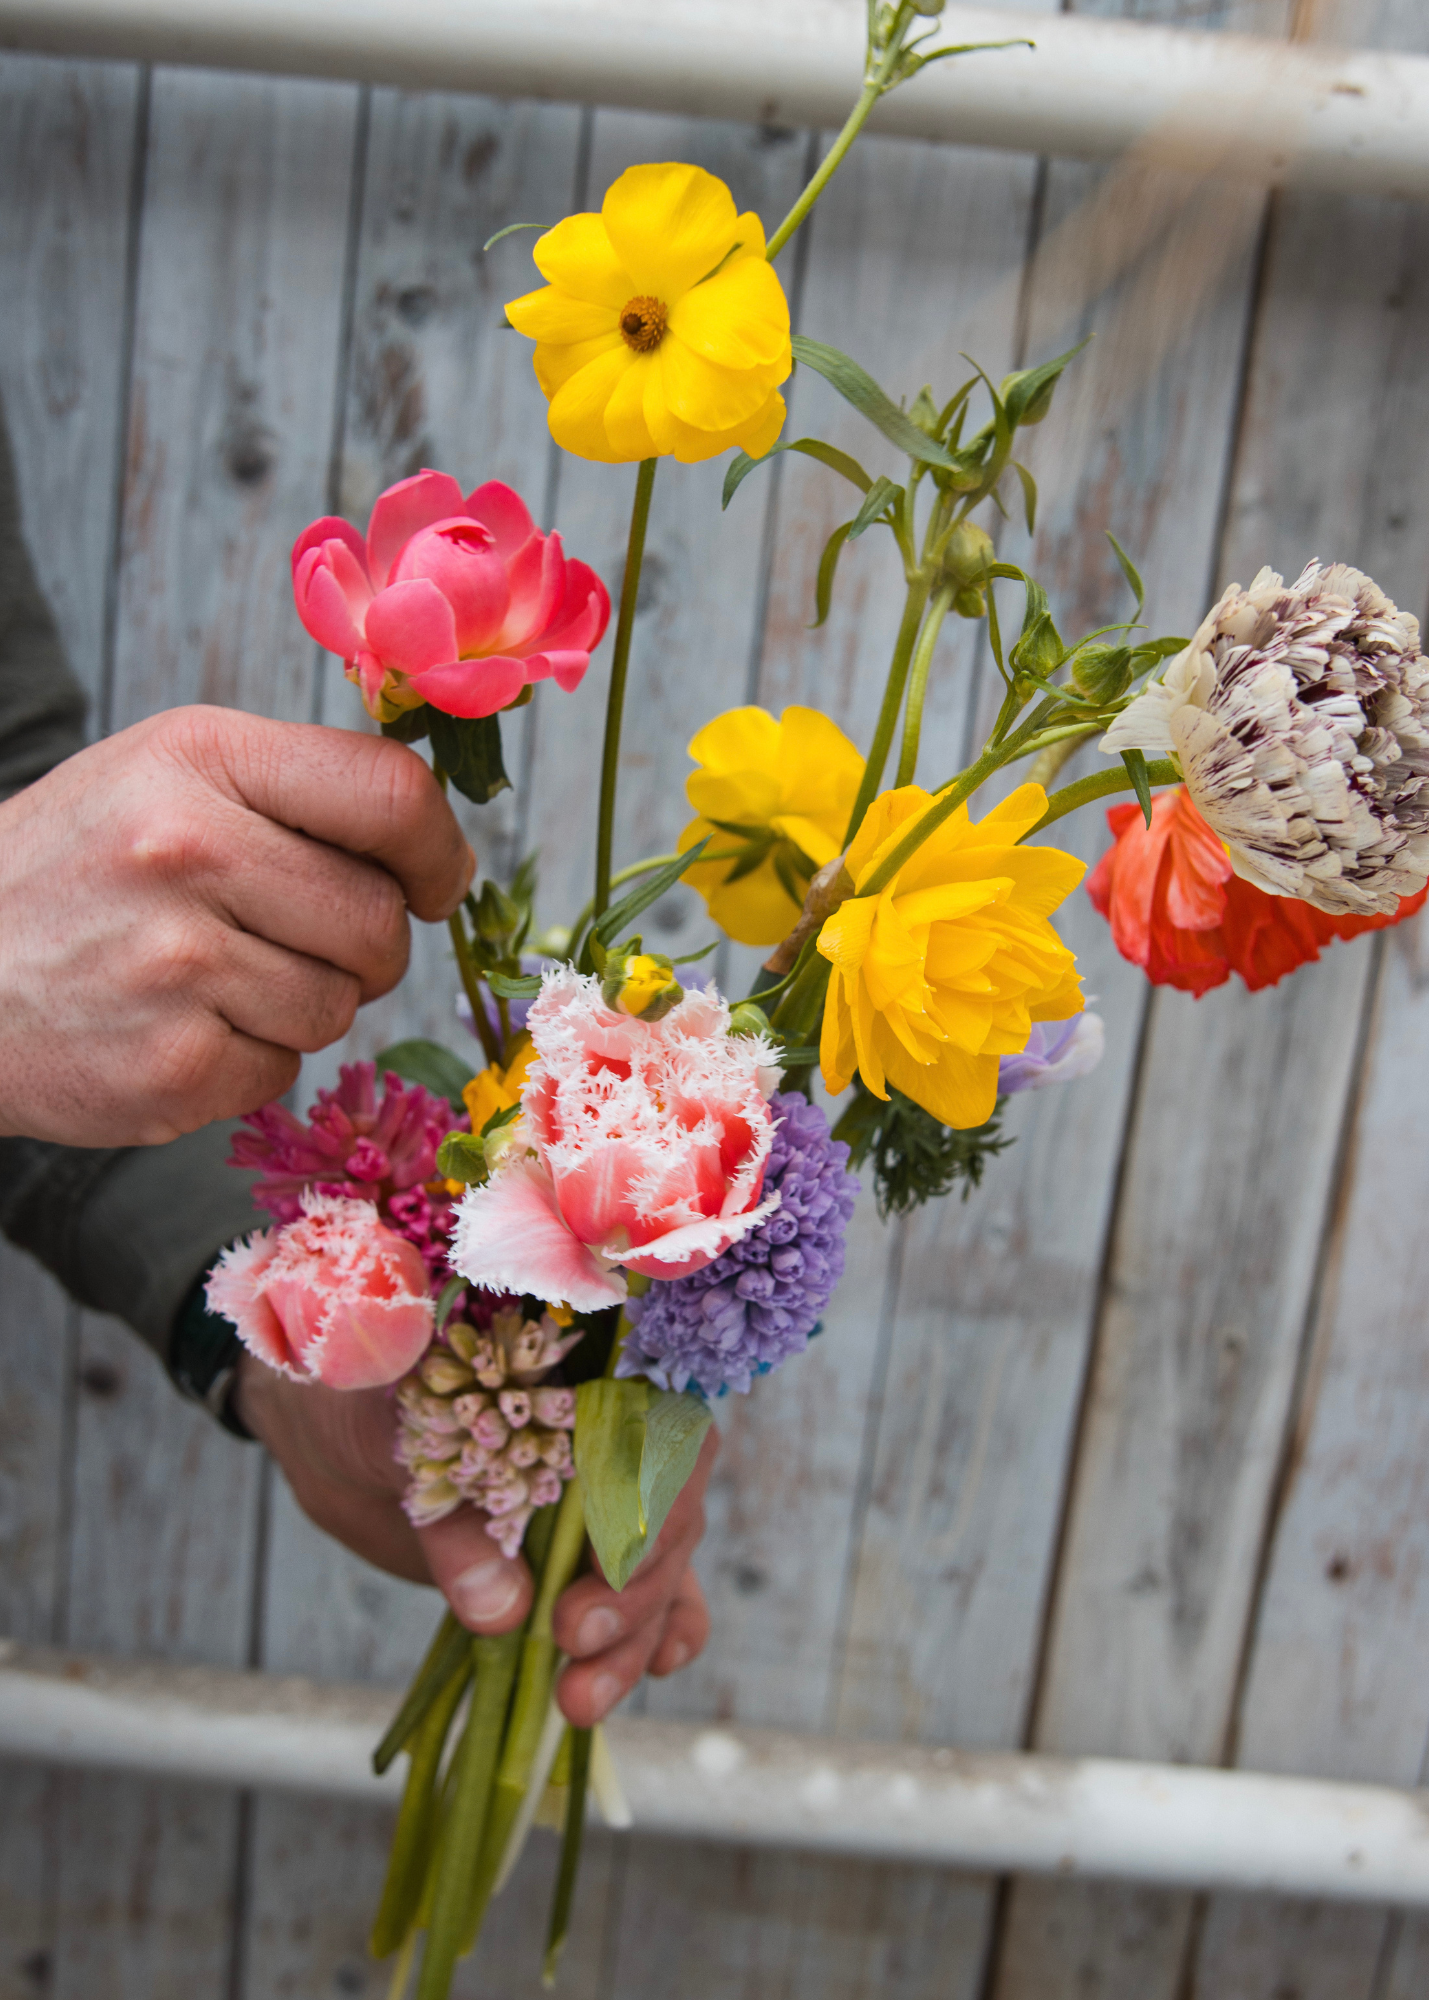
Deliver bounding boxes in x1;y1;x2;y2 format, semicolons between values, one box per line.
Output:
436;1130;489;1186
498;1388;532;1429
446;1322;478;1363
1071;643;1134;703
600;947;684;1021
942;521;995;589
472;877;521;946
953;584;987;619
420;1350;475;1395
727;1001;772;1039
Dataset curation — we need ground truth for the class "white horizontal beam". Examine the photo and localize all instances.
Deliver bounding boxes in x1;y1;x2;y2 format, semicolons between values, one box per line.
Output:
4;1642;1429;1905
1;0;1428;200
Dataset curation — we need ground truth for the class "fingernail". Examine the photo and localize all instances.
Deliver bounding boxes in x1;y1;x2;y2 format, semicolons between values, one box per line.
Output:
588;1670;625;1719
574;1606;622;1655
450;1558;523;1628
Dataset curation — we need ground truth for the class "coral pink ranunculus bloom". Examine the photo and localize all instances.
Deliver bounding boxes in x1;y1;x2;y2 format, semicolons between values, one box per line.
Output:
452;970;783;1312
207;1192;435;1390
291;471;610;722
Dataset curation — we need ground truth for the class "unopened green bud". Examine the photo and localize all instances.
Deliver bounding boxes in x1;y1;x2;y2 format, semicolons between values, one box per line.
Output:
911;0;945;12
601;946;683;1021
728;1001;772;1039
1071;643;1134;702
908;384;940;437
943;521;995;589
473;877;521;946
435;1130;490;1186
953;585;986;619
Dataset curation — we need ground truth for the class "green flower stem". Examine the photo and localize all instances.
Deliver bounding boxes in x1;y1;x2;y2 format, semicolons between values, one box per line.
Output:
895;583;955;788
843;577;930;846
1027;757;1179;837
543;1725;594;1987
373;1610;468;1776
415;1630;524;2000
859;736;1008;897
768;940;832;1051
431;766;502;1067
464;1478;590;1936
765;1;926;261
370;1651;473;1960
594;457;658;921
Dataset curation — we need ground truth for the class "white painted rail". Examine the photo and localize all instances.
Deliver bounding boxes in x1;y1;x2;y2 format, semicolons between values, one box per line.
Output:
1;0;1429;200
3;1643;1428;1906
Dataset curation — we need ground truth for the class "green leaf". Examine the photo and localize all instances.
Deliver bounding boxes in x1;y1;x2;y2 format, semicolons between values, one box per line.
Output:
638;1391;712;1563
381;707;430;745
594;839;709;946
1013;460;1038;533
846;474;902;542
999;335;1091;428
1122;748;1154;828
487;968;543;1000
434;1276;466;1337
574;1378;652;1591
428;709;511;805
812;519;855;629
482;219;549;253
669;939;718;966
1106;530;1145;615
722;437;874;511
790;336;957;469
435;1131;489;1186
374;1037;474;1110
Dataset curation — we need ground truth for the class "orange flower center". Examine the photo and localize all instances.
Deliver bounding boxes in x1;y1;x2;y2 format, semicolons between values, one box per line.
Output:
619;295;668;352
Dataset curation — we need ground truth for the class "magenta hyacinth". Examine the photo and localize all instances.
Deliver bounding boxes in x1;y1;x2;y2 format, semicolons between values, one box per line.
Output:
230;1064;464;1284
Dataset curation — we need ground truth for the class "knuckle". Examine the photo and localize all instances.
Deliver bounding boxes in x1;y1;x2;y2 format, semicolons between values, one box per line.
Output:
124;804;215;888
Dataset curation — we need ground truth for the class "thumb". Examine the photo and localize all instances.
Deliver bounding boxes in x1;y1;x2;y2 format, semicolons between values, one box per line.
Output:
417;1506;533;1634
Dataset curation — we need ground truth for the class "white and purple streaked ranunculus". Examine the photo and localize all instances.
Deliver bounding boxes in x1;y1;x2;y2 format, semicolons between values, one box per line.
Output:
451;970;784;1313
618;1091;858;1398
996;1013;1104;1095
291;471;610;722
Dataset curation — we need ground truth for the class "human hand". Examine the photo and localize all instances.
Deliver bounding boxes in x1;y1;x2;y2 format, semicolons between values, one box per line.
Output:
234;1355;713;1724
0;705;474;1146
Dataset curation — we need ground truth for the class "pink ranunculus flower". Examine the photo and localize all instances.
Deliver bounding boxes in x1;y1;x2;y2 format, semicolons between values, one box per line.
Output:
451;970;784;1313
291;471;611;722
206;1191;435;1391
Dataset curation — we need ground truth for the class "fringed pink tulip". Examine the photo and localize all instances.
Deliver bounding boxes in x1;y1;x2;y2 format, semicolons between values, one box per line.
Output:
207;1192;435;1391
291;471;610;722
452;969;783;1312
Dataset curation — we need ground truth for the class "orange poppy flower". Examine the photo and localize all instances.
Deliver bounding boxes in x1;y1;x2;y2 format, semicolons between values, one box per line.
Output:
1087;788;1427;996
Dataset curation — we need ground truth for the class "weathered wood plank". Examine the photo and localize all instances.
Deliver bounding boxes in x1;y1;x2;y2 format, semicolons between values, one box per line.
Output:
0;52;141;706
110;68;359;729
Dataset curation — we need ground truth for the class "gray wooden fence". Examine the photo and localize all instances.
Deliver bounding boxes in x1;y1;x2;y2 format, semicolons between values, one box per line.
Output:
4;0;1429;1994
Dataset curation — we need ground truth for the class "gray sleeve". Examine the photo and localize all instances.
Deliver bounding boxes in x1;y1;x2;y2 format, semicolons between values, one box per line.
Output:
0;1123;262;1361
0;396;261;1366
0;402;88;800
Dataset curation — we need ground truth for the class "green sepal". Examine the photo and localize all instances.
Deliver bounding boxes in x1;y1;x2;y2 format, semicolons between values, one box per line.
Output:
812;519;855;628
482;219;549;252
428;708;511;805
488;968;543;1000
435;1130;490;1186
1013;460;1038;533
1121;748;1155;827
722;436;874;510
846;474;902;542
1106;529;1145;616
574;1379;712;1591
790;335;958;469
374;1037;475;1111
381;707;430;745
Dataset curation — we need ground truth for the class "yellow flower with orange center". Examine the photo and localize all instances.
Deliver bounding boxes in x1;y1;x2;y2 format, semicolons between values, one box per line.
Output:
505;163;791;465
818;785;1086;1130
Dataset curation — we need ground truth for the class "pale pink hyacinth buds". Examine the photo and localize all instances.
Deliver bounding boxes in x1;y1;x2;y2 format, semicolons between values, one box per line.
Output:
395;1307;581;1557
452;969;784;1313
291;471;610;723
206;1191;435;1391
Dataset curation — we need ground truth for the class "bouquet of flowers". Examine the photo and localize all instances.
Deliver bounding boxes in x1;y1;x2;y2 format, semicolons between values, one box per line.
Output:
204;4;1429;1994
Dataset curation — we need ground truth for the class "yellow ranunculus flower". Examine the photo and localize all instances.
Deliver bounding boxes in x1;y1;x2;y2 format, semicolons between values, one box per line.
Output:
461;1032;536;1134
678;706;866;947
818;784;1086;1130
505;163;791;465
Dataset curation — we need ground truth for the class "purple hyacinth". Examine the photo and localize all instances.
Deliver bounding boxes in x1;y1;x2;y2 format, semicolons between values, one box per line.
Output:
618;1091;858;1398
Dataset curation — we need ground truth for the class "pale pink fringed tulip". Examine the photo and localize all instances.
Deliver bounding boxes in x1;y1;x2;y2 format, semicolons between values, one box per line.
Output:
291;471;610;722
452;970;783;1312
207;1191;435;1390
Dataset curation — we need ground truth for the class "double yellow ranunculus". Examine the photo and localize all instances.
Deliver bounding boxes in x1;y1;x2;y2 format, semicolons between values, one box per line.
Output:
679;706;866;947
818;785;1086;1130
506;163;792;465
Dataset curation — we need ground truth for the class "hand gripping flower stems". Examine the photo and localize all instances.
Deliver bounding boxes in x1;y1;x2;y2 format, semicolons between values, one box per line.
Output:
204;5;1429;1995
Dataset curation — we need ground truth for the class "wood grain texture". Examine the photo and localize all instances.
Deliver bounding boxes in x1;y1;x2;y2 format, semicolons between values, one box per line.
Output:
0;52;140;705
110;67;359;730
